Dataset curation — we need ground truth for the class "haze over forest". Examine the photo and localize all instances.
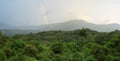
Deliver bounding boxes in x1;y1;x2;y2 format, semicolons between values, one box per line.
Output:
0;0;120;61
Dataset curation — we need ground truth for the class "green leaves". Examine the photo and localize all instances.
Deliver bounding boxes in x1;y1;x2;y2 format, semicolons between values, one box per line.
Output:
0;51;7;61
50;43;64;55
0;29;120;61
24;44;38;57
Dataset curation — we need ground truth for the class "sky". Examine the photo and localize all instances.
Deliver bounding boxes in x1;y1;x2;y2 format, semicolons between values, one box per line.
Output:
0;0;120;26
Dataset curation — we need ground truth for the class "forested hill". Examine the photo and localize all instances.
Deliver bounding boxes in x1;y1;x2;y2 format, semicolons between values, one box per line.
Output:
0;29;120;61
1;20;120;36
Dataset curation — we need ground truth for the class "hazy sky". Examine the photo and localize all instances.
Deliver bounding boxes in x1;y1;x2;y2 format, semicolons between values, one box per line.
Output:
0;0;120;26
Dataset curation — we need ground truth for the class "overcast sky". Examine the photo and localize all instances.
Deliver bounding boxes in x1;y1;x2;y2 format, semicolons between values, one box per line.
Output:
0;0;120;26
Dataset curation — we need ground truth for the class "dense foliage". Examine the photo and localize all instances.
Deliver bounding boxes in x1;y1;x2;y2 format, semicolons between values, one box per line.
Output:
0;29;120;61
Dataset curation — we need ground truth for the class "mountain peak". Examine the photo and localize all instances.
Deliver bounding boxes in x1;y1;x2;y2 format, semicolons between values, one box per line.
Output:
68;19;87;22
66;19;93;24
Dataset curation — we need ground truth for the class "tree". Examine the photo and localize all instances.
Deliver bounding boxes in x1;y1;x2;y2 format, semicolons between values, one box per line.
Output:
0;32;1;35
4;48;15;59
50;43;64;54
95;34;106;45
24;44;38;57
84;43;109;61
79;28;87;37
0;51;7;61
72;52;83;61
10;55;38;61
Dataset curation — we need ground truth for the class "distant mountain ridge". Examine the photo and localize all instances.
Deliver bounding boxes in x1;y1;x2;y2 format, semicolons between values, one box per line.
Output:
1;20;120;35
35;20;120;32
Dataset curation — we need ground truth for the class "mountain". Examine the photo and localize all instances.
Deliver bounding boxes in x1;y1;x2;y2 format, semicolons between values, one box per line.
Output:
35;20;120;32
1;19;120;35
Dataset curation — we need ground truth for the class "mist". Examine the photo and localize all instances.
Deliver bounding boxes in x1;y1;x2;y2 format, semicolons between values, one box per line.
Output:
0;0;120;26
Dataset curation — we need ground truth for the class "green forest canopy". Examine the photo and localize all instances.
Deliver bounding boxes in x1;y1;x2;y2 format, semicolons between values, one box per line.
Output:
0;28;120;61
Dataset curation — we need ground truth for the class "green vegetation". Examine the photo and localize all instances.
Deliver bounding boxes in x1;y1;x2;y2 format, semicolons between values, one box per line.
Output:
0;29;120;61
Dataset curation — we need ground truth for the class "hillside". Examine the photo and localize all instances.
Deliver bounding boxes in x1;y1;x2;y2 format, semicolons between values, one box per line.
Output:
37;20;120;32
0;29;119;61
1;20;120;35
